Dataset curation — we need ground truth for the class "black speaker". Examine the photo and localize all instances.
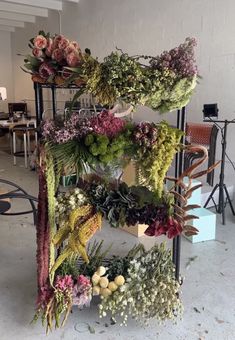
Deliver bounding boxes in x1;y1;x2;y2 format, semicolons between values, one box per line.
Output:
203;103;218;120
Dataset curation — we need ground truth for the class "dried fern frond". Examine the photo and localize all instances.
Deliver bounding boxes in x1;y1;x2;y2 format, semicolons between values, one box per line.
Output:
167;145;220;236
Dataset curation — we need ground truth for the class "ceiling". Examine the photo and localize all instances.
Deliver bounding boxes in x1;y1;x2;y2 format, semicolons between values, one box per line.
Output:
0;0;79;32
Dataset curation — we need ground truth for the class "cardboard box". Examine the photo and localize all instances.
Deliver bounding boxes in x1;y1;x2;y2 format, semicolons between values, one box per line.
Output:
121;224;148;237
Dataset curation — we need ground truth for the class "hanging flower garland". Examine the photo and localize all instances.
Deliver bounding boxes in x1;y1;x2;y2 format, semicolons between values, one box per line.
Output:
22;31;199;112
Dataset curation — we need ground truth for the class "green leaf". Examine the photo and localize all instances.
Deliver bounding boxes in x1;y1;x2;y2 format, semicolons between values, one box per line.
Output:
64;66;83;73
23;64;35;71
38;30;46;36
20;66;33;74
26;54;41;67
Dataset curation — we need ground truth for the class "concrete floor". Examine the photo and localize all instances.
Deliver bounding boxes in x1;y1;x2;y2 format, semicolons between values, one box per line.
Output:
0;150;235;340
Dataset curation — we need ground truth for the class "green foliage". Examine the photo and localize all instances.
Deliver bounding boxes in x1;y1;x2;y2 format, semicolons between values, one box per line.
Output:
106;244;145;281
135;121;183;197
56;240;112;278
56;254;80;278
88;182;163;228
85;131;132;166
99;243;183;325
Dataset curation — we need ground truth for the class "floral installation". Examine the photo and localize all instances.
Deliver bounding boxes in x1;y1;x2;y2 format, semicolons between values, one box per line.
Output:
24;31;220;334
23;31;199;112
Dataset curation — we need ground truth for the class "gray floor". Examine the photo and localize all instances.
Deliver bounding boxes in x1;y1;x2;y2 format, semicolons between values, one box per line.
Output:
0;150;235;340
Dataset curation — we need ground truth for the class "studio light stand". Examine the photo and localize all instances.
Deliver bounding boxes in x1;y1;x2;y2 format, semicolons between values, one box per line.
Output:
204;119;235;224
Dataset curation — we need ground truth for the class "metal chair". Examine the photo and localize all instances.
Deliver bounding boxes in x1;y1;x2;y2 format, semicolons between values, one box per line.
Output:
12;121;38;168
0;178;38;225
184;122;219;186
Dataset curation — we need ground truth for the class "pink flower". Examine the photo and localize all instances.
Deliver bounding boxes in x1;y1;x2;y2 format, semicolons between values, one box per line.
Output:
58;37;69;50
39;62;55;79
45;38;53;57
34;35;48;49
61;69;73;79
72;275;92;308
32;47;44;58
55;275;74;291
70;41;80;50
77;275;91;287
64;44;76;57
66;51;81;67
52;48;64;63
90;110;126;137
52;34;64;49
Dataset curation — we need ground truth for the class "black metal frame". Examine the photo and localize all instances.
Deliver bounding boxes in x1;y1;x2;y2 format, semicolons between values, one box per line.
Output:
172;107;186;281
34;82;82;127
204;120;235;224
0;178;38;225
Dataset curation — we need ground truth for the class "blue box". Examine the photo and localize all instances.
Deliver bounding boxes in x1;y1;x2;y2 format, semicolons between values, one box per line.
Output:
183;178;201;206
184;207;216;243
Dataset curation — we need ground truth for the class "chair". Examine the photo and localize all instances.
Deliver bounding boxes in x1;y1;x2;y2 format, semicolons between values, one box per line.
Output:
0;178;38;225
184;122;219;186
12;121;37;168
8;102;27;119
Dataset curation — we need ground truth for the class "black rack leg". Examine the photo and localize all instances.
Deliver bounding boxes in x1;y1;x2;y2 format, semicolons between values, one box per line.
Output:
224;184;235;215
173;106;186;282
204;184;219;209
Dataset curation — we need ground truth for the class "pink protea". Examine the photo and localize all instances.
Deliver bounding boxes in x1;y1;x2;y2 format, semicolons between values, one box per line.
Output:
39;62;55;79
32;47;44;58
52;48;64;63
66;51;81;67
34;35;48;50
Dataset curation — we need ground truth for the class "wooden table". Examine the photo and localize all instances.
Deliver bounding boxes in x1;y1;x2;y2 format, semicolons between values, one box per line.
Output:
0;118;36;129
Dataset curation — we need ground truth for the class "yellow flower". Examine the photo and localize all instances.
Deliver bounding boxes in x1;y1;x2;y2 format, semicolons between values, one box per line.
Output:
114;275;125;286
99;277;109;288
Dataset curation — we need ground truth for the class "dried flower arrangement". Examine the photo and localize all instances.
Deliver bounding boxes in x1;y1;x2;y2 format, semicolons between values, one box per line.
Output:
22;31;219;334
34;122;221;333
34;241;183;332
22;31;199;112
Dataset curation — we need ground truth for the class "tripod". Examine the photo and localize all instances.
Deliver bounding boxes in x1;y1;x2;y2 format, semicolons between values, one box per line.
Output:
204;120;235;224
